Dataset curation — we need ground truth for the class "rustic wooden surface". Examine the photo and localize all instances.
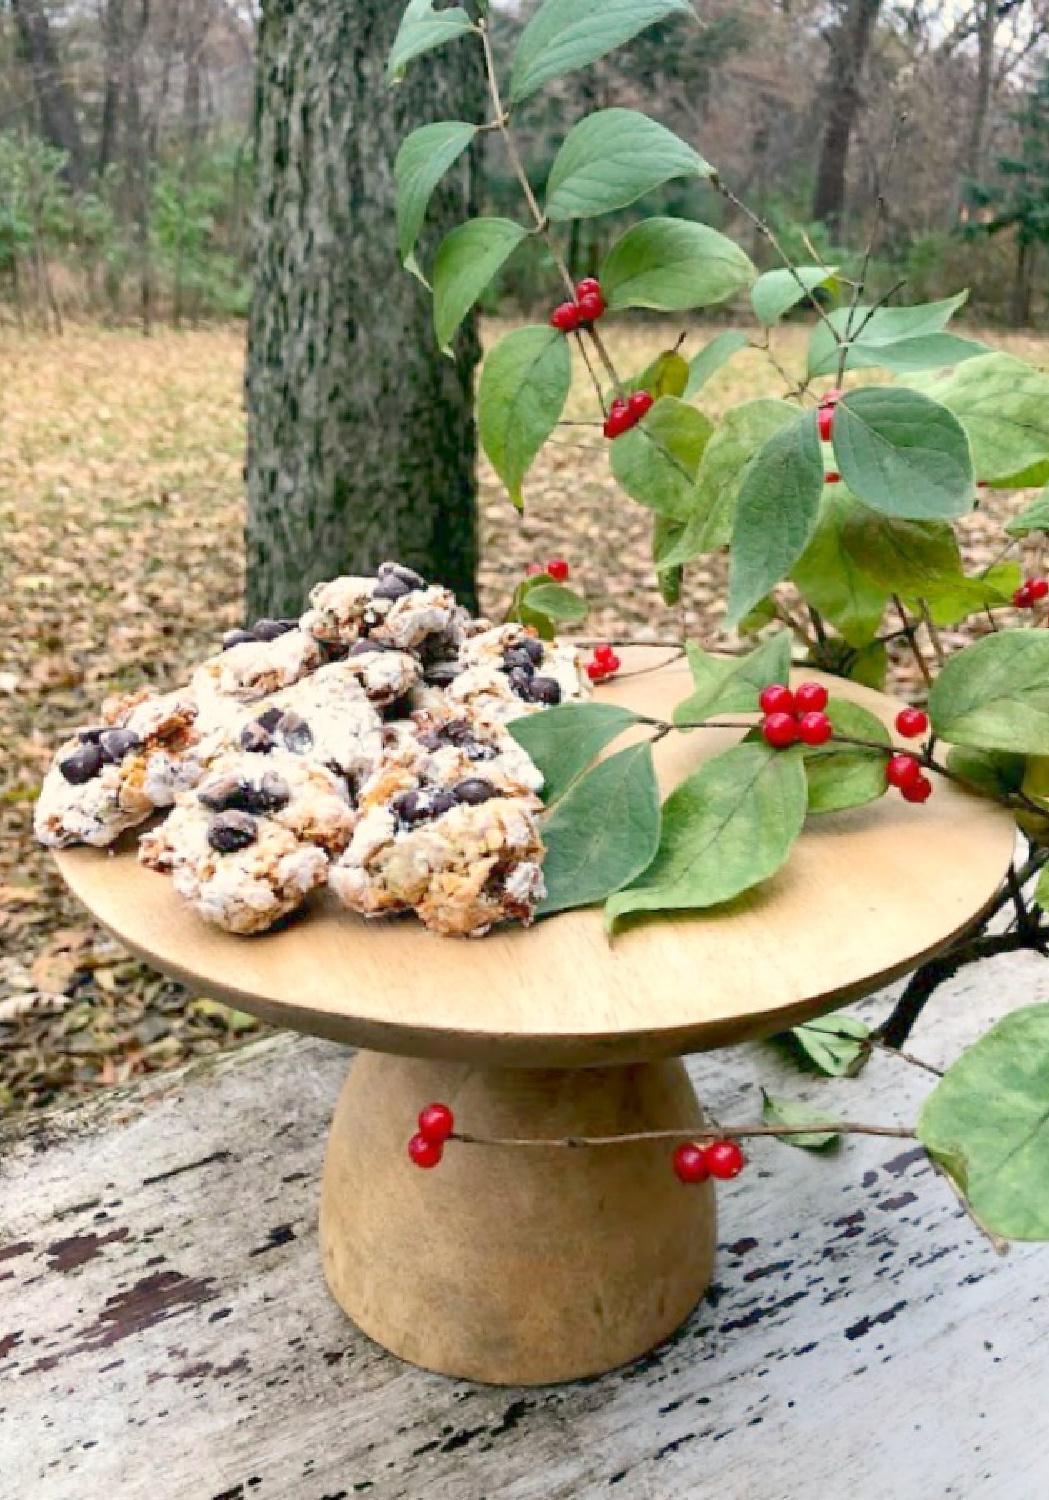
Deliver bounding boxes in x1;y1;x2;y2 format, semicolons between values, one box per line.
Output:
4;954;1049;1500
55;659;1016;1066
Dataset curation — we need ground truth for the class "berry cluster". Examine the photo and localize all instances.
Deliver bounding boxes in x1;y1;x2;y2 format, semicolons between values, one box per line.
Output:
586;643;621;682
1013;577;1049;609
549;277;606;333
672;1139;745;1183
885;753;932;803
407;1101;455;1169
525;557;570;581
817;387;844;443
758;681;832;749
603;389;654;439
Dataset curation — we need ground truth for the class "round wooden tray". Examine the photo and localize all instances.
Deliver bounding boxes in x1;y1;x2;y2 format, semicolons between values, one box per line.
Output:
56;651;1016;1069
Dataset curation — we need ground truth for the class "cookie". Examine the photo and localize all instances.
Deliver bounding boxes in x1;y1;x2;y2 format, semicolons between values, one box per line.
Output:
193;628;323;705
330;792;545;937
299;564;457;653
264;662;384;779
140;800;328;935
190;748;356;856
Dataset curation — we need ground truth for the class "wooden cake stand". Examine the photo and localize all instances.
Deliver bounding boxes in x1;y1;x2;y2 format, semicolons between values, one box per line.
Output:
55;653;1016;1385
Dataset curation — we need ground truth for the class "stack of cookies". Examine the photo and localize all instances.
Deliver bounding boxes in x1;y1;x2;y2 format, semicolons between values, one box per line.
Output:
36;565;588;938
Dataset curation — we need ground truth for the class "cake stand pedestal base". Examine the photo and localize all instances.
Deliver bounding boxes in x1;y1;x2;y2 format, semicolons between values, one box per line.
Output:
319;1051;717;1386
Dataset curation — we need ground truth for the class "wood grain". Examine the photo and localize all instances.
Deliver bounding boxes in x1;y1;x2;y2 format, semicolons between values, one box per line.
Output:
54;653;1017;1066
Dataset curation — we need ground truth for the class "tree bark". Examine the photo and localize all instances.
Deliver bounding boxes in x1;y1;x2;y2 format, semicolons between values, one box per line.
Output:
11;0;88;190
245;0;485;621
812;0;883;232
965;0;997;182
98;0;125;178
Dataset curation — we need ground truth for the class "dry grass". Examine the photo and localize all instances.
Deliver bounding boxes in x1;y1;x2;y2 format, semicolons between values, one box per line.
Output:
1;318;1045;1113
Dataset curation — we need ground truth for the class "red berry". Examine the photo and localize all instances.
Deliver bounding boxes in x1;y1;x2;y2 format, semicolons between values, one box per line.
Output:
576;277;601;299
818;405;834;443
793;681;828;713
550;301;580;333
798;711;832;746
525;562;543;577
886;753;922;790
901;773;933;804
824;471;841;484
418;1102;454;1143
761;711;798;749
672;1142;710;1184
408;1133;443;1169
586;653;621;682
705;1140;745;1180
1030;578;1049;601
628;390;654;422
577;290;605;322
1014;583;1035;608
594;642;616;664
895;707;929;739
758;683;795;715
545;558;570;582
603;397;630;439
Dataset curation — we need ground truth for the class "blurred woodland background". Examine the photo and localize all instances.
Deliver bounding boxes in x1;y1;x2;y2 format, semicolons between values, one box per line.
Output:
5;0;1049;332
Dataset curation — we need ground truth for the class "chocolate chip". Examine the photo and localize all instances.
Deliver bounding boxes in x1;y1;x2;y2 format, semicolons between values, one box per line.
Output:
59;742;104;784
256;707;284;734
222;629;257;650
430;789;457;817
453;778;497;806
207;810;258;854
277;711;313;753
465;742;496;762
252;618;297;642
507;667;534;699
348;638;399;655
76;725;106;744
391;789;429;826
373;575;413;602
99;728;142;763
240;722;275;754
320;640;350;663
503;647;536;675
527;676;562;706
379;561;426;590
199;771;290;815
520;636;545;665
424;662;461;687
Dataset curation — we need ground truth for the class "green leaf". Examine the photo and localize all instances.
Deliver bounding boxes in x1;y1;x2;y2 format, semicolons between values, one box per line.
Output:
946;746;1026;800
610;397;713;520
726;412;825;626
509;0;694;103
605;741;808;930
388;0;476;82
672;632;792;726
544;109;712;221
622;349;690;401
661;399;797;565
911;354;1049;485
520;581;588;625
751;266;837;327
682;329;749;399
929;629;1049;753
787;1013;871;1077
791;487;892;647
831;387;975;522
478;326;571;509
432;218;528;350
508;701;640;805
1006;486;1049;537
761;1090;841;1149
806;293;985;378
395;122;477;266
906;561;1020;627
819;500;961;598
538;744;661;916
803;698;890;814
601;217;756;313
917;1003;1049;1240
652;517;684;604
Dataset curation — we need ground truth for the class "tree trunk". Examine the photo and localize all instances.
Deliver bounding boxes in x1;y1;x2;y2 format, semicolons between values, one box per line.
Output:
245;0;485;620
812;0;882;233
98;0;125;178
964;0;997;182
11;0;88;190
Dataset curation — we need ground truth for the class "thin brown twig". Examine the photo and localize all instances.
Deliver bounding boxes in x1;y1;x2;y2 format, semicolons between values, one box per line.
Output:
452;1121;916;1148
892;594;933;687
931;1158;1010;1257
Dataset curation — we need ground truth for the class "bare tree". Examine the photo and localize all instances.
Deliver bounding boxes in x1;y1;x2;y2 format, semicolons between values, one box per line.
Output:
10;0;87;187
812;0;884;231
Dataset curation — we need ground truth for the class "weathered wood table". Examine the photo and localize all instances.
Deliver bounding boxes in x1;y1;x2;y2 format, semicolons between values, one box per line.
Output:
47;656;1015;1387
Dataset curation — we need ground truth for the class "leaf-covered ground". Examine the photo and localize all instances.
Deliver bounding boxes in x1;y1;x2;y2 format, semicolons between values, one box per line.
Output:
2;320;1045;1115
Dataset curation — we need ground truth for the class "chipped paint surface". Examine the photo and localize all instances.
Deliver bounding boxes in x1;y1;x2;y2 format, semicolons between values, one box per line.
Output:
2;967;1049;1499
